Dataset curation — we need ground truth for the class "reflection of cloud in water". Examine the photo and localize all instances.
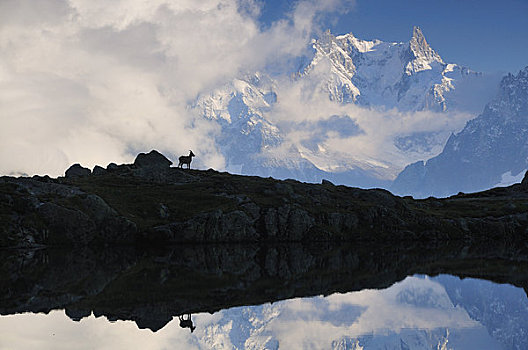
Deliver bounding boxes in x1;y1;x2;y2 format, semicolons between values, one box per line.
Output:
261;296;365;328
265;276;498;349
0;311;196;350
0;276;507;349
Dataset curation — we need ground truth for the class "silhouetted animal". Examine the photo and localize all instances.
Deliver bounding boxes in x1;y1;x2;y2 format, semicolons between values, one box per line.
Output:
178;150;195;169
179;314;196;333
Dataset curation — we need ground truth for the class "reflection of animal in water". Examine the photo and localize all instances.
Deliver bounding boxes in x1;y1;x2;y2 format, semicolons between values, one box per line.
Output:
178;314;196;333
178;150;195;169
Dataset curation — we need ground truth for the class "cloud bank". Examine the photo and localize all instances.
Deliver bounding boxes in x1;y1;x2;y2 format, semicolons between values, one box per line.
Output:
264;74;474;178
0;0;353;176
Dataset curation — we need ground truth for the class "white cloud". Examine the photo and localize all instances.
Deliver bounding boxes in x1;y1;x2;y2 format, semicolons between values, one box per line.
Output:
263;75;474;179
0;0;353;176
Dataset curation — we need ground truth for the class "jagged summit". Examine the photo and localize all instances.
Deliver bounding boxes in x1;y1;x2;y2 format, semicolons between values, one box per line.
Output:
412;26;425;40
493;65;528;115
407;26;444;73
409;26;442;60
300;26;475;111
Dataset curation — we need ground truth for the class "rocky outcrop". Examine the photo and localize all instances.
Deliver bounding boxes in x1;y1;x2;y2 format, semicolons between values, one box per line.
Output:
134;150;172;169
521;170;528;189
65;164;91;178
92;165;107;176
0;177;136;247
147;209;259;243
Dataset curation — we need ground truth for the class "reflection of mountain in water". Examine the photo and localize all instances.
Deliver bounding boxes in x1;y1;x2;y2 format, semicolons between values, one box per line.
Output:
330;276;501;350
436;275;528;350
3;275;518;349
2;241;528;337
395;280;451;309
334;328;495;350
187;275;524;350
199;276;519;349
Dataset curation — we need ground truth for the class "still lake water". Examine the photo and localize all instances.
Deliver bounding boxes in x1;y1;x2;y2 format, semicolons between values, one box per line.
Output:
1;243;528;349
1;275;526;349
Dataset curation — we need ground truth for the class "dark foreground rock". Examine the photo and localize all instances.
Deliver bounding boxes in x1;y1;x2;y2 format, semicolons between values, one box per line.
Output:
1;151;528;247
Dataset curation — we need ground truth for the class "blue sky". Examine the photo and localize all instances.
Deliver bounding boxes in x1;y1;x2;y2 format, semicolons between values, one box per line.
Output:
259;0;528;74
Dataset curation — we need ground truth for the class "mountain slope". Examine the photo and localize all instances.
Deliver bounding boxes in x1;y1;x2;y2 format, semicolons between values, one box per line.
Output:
392;66;528;198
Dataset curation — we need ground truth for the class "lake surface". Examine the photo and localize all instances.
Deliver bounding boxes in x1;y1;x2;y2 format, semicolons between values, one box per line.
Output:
1;275;526;349
1;242;528;349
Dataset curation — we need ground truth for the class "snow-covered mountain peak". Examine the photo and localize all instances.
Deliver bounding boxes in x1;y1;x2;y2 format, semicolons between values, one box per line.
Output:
406;26;444;74
196;72;277;124
299;26;476;111
192;72;282;173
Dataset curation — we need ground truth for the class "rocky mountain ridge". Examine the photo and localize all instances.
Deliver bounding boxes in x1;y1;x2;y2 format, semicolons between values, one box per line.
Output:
392;66;528;198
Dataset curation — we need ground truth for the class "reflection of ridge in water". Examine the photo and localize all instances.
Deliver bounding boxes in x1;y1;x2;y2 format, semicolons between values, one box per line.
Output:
0;275;526;349
1;240;528;333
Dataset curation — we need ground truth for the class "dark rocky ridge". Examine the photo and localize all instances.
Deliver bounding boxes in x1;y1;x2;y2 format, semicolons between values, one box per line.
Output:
1;150;528;248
